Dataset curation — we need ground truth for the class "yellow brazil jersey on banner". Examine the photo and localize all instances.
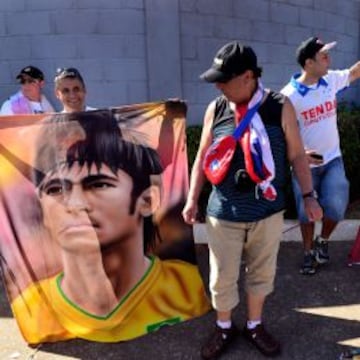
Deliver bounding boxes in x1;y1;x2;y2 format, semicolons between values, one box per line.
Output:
0;101;211;345
11;257;210;344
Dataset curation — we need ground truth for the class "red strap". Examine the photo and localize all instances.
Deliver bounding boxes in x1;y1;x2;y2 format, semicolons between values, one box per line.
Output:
240;128;262;184
235;103;248;125
236;103;262;184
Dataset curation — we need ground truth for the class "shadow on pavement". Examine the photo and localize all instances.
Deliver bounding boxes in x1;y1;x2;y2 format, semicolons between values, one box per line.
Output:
1;241;360;360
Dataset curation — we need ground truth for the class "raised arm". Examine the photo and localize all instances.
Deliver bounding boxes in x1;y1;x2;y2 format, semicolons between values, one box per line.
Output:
182;101;215;224
281;97;323;222
349;61;360;83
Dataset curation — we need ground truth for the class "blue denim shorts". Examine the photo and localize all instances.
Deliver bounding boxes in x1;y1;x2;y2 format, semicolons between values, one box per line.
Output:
292;157;349;223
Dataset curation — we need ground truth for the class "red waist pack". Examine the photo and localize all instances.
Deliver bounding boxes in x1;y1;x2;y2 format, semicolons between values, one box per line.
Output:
203;135;236;185
202;94;262;185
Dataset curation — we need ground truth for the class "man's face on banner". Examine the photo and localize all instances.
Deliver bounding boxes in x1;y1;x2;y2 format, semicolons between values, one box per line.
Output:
38;162;142;252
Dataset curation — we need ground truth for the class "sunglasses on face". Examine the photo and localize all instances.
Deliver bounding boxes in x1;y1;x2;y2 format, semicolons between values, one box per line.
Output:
19;78;37;85
216;73;241;84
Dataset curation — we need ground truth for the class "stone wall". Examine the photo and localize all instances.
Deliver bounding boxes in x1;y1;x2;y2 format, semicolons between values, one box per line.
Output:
179;0;360;123
0;0;359;123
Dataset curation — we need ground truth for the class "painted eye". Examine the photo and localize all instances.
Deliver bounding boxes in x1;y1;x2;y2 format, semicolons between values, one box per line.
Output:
86;181;113;190
41;180;69;196
44;184;64;196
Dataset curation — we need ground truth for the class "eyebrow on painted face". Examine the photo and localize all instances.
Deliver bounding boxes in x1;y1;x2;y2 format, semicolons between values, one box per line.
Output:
39;174;120;196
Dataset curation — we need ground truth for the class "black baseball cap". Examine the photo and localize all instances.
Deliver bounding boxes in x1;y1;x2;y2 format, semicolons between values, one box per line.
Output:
16;66;44;81
296;37;337;67
200;41;262;83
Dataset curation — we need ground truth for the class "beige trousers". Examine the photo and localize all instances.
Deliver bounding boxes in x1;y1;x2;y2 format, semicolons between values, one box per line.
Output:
206;211;284;312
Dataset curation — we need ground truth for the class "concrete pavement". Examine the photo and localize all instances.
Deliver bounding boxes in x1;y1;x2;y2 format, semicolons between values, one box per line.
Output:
193;220;360;244
1;237;360;359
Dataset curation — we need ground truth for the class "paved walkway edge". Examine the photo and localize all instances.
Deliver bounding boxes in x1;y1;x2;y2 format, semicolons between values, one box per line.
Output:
193;220;360;244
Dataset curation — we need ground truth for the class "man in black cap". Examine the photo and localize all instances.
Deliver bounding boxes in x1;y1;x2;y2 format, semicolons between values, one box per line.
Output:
182;41;323;359
0;65;54;115
281;37;360;275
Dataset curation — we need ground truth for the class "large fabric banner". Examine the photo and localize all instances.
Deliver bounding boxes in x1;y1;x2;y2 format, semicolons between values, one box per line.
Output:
0;100;210;345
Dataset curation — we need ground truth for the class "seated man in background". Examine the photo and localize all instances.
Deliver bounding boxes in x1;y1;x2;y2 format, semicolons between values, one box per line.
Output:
0;65;55;115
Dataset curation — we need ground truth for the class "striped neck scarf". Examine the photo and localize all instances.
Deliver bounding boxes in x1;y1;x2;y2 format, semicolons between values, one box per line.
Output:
234;82;277;201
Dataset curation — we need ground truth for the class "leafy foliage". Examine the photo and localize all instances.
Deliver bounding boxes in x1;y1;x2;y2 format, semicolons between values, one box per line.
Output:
338;103;360;203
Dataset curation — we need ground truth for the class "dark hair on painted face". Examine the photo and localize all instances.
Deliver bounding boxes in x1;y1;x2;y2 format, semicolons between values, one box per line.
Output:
33;109;163;252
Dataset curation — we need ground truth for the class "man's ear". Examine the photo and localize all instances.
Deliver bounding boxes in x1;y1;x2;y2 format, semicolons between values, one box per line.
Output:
244;69;255;84
304;58;314;69
138;185;161;217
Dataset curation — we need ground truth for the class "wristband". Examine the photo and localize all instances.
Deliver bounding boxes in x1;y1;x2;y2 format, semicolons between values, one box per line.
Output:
302;190;317;199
